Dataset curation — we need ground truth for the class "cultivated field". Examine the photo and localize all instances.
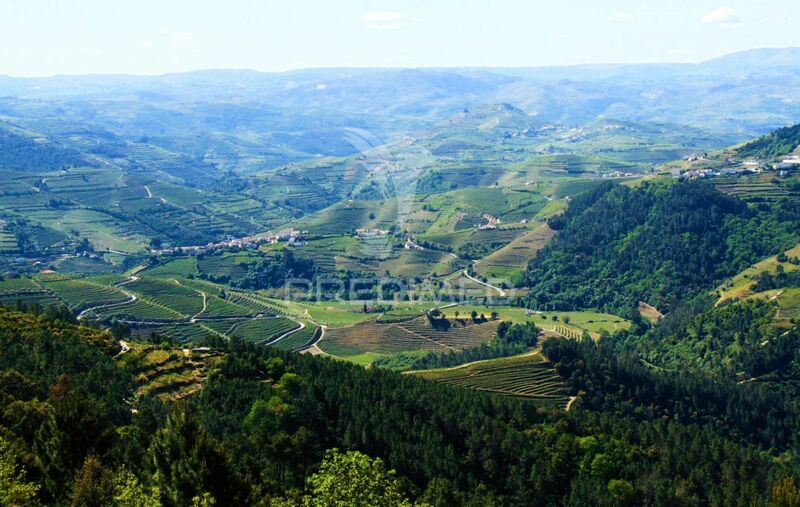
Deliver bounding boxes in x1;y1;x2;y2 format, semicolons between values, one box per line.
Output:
117;342;224;401
473;224;555;279
716;242;800;304
227;318;300;343
271;323;320;351
320;315;501;360
38;277;131;311
413;352;571;408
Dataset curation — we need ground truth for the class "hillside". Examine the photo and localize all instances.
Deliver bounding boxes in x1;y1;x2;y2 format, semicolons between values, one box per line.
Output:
6;37;800;506
0;128;87;171
0;304;796;505
737;122;800;159
522;179;800;313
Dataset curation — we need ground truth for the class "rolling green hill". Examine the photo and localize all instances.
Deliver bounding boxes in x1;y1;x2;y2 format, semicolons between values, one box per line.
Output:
737;122;800;159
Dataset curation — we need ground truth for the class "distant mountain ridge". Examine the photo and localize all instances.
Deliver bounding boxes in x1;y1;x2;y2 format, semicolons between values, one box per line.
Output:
1;47;799;135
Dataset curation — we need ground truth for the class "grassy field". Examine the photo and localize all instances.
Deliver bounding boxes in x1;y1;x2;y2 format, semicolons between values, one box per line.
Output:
535;198;568;218
293;300;444;327
436;305;630;339
413;352;571;408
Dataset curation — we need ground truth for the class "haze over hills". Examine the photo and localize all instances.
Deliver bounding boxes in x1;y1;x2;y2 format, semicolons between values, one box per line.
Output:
2;47;800;131
0;47;797;195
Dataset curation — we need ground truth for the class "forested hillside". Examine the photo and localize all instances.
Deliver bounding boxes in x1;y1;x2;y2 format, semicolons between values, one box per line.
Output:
0;128;86;171
1;305;797;505
522;180;800;314
543;333;800;450
737;122;800;159
633;297;800;380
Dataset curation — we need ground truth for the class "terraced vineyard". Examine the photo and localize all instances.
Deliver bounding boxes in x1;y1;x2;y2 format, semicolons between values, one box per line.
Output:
227;318;300;343
397;317;501;349
553;324;583;339
0;289;61;309
39;277;131;311
377;249;465;278
717;243;800;304
0;230;17;252
0;277;41;292
377;308;425;323
777;288;800;320
226;290;288;316
96;298;185;322
200;295;255;318
714;175;800;204
130;323;222;343
197;253;253;280
118;343;224;400
271;323;320;351
320;316;500;358
0;270;309;343
474;224;555;279
124;277;204;317
143;257;198;277
414;353;571;408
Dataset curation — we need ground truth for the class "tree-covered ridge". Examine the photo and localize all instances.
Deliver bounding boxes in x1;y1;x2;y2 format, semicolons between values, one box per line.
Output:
542;334;800;451
0;128;86;171
632;297;799;380
755;263;800;291
0;306;133;503
1;305;798;505
522;180;800;314
737;123;800;159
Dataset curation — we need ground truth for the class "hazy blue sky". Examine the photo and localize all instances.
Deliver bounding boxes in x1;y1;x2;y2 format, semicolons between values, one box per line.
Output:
2;0;799;76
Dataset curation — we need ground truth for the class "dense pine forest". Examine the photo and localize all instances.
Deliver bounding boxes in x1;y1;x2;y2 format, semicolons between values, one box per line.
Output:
0;303;799;505
522;180;800;314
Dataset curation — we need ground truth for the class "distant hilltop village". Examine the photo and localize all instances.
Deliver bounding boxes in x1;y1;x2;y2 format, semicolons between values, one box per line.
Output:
675;153;800;180
151;228;307;255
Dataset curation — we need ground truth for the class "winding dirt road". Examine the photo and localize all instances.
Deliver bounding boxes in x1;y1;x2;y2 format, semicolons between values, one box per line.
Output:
76;276;139;321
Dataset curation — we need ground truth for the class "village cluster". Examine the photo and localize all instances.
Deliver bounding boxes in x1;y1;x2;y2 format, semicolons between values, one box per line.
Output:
678;154;800;179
